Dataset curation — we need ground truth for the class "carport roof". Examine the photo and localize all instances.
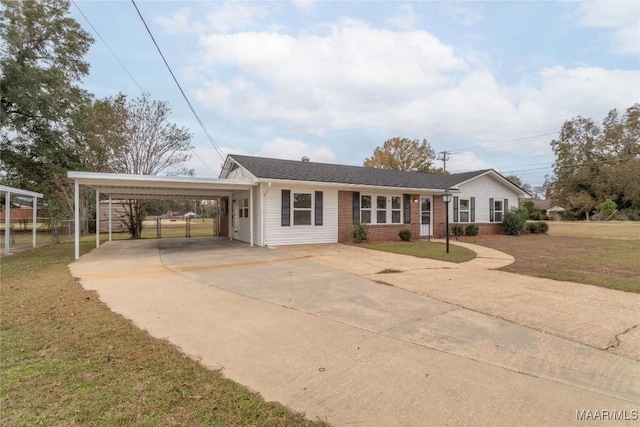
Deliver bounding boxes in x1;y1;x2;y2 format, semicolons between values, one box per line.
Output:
67;171;256;199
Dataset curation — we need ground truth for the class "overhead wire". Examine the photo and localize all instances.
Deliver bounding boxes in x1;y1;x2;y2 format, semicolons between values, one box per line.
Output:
73;0;217;176
447;132;559;154
130;0;227;166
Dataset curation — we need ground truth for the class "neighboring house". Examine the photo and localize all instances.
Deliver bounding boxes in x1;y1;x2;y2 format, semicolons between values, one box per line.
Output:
219;155;530;246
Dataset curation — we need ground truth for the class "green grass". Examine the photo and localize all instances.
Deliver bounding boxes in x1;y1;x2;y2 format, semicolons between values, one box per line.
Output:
376;268;402;274
0;242;328;426
364;241;476;263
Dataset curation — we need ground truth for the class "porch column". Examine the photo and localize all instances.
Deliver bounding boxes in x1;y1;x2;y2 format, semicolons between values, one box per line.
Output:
249;186;254;247
74;180;80;260
32;196;37;247
96;189;100;248
4;190;10;254
108;195;112;242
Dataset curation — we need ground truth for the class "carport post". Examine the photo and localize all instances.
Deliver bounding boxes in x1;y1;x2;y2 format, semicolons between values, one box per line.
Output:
96;189;100;248
4;190;10;254
32;196;37;247
74;180;80;260
108;195;112;242
249;186;254;246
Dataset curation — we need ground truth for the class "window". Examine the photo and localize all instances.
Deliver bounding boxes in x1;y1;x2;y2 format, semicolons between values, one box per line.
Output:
293;193;312;225
459;199;469;222
494;200;503;222
377;196;387;223
239;198;249;218
391;196;401;223
361;195;372;223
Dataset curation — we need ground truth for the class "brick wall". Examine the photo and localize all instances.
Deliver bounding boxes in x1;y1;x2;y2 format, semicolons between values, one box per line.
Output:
338;191;421;243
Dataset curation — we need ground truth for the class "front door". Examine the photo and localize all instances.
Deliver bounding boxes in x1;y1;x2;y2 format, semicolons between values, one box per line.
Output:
420;197;432;238
219;197;229;237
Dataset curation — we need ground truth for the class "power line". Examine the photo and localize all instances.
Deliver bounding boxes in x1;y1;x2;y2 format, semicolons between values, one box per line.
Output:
437;151;451;172
130;0;227;164
448;132;559;154
73;1;217;176
72;0;145;94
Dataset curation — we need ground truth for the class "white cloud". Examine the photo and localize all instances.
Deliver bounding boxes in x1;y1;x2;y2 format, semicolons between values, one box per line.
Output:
257;138;337;163
182;14;637;165
446;152;492;173
155;8;193;34
205;2;267;33
291;0;314;11
578;1;640;55
386;4;417;30
438;3;483;26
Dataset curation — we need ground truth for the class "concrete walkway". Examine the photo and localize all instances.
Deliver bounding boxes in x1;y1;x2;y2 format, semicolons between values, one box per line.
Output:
70;238;640;426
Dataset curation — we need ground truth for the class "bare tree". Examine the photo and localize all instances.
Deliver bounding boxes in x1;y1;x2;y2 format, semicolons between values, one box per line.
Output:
99;93;193;237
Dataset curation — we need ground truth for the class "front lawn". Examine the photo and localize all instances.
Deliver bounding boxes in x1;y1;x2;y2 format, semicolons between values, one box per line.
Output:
364;241;476;263
0;241;327;426
464;227;640;293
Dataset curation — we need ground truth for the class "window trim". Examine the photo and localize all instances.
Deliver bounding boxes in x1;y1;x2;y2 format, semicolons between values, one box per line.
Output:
459;198;470;223
359;194;404;225
292;192;313;226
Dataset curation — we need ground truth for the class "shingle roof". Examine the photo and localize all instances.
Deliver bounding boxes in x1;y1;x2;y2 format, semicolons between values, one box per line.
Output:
228;155;491;190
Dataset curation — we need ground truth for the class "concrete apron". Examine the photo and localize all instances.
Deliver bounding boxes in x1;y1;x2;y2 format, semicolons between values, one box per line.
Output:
70;238;640;426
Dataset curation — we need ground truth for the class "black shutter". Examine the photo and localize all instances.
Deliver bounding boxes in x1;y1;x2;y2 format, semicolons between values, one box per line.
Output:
315;191;323;226
403;194;411;224
353;192;360;222
504;199;509;213
470;197;475;222
453;196;459;223
490;198;494;222
281;190;290;226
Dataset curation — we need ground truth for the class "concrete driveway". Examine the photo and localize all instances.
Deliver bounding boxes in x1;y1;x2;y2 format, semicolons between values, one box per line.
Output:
70;238;640;426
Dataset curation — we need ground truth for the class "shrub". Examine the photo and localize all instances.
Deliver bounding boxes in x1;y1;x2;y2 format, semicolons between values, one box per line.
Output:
451;224;464;236
502;207;528;235
464;224;478;236
600;199;617;220
526;221;549;234
398;228;412;241
352;222;369;243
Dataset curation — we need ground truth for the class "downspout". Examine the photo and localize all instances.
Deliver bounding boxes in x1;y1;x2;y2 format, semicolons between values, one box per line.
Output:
261;182;271;246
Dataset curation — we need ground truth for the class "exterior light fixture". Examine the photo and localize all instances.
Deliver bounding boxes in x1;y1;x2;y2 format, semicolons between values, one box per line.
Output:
442;189;452;254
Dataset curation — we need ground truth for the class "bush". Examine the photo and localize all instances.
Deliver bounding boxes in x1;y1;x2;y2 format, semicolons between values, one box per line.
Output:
600;199;617;220
398;228;412;241
502;207;528;235
526;221;549;234
451;224;464;236
464;224;478;236
352;222;369;243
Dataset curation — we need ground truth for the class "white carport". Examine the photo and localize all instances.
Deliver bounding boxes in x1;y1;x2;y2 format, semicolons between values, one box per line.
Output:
67;171;257;260
1;185;44;255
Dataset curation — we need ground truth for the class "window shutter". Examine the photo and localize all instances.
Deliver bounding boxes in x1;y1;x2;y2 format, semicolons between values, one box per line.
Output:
470;197;475;222
403;194;411;224
353;192;360;222
504;199;509;212
281;190;290;226
490;198;494;222
453;196;459;223
315;191;323;226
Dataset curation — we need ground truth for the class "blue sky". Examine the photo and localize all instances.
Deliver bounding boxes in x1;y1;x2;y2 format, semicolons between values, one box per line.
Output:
69;0;640;189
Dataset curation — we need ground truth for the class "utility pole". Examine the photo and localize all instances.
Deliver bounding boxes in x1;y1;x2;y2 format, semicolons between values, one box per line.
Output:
437;151;451;172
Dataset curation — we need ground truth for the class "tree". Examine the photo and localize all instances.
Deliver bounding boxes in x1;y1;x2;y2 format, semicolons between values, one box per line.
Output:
364;137;437;172
549;104;640;220
93;93;193;238
0;0;94;212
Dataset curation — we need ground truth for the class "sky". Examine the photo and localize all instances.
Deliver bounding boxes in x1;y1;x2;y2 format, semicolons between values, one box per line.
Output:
69;0;640;189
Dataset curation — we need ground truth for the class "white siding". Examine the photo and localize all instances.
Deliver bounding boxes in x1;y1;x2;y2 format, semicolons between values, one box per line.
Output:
225;165;254;180
263;184;338;246
452;174;520;223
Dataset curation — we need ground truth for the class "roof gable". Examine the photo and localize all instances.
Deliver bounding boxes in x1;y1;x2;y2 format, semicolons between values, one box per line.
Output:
228;155;493;191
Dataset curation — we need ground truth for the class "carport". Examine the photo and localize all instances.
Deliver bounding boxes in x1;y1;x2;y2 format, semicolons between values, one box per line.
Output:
1;185;44;254
67;171;257;260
